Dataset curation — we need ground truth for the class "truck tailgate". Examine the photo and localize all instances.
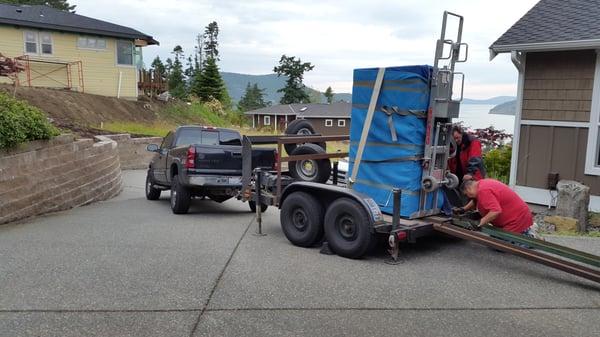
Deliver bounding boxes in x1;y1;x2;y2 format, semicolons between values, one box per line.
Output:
194;145;243;174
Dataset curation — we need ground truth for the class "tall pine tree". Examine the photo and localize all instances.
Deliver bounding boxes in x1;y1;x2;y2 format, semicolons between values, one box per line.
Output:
273;55;314;104
4;0;75;11
238;83;268;112
168;46;186;99
324;86;334;104
191;21;229;105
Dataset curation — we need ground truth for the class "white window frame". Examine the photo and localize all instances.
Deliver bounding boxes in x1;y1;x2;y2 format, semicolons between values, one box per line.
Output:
325;119;333;127
77;36;107;51
263;115;271;126
116;40;134;67
337;119;346;127
24;30;53;56
584;51;600;176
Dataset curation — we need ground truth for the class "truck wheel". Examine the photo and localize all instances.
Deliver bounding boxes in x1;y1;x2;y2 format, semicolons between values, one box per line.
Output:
170;174;191;214
324;198;375;259
289;144;331;183
145;173;161;200
249;200;268;213
284;119;326;154
280;191;324;247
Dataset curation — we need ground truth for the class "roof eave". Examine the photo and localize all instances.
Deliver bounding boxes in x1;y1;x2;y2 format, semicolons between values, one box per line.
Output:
489;39;600;60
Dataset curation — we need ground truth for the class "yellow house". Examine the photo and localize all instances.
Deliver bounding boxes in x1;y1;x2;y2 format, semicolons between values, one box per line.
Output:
0;3;158;100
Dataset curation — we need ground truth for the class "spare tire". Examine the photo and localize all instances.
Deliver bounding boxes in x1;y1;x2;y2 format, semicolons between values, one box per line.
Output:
284;119;326;154
289;143;331;183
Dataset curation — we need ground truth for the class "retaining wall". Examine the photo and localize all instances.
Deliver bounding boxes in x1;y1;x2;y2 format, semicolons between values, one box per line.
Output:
104;134;162;170
0;134;123;225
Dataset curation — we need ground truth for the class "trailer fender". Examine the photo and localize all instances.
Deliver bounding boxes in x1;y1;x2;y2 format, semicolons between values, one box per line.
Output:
280;182;384;231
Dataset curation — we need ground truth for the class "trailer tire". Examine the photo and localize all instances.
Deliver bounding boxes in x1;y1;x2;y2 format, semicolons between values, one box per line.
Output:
249;200;268;213
280;191;324;247
324;198;375;259
284;119;326;154
170;175;191;214
145;172;161;200
289;144;331;183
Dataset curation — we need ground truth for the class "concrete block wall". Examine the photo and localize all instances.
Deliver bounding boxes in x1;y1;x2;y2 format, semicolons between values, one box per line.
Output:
0;135;123;225
104;134;163;170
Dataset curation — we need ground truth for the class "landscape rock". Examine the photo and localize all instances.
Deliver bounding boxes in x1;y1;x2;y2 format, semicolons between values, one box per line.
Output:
556;180;590;233
543;216;578;232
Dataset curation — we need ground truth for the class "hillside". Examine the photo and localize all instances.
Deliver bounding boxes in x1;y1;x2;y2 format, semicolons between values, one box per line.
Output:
221;72;351;104
489;99;517;115
462;96;515;105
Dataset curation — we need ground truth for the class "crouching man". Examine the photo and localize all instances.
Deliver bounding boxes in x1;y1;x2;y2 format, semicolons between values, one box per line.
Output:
457;179;539;237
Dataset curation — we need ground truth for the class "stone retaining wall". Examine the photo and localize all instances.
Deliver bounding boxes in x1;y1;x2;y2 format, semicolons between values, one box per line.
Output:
104;134;162;170
0;134;123;225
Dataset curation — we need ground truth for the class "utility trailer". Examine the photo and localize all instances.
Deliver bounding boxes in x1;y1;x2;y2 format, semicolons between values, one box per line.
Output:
238;11;600;284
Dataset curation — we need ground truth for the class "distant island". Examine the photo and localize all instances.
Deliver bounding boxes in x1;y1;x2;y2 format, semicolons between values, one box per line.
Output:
221;72;517;108
489;100;517;115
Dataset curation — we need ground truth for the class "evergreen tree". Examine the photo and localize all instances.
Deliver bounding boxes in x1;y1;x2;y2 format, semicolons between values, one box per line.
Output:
324;86;334;104
273;55;314;104
193;57;225;102
168;46;186;98
5;0;75;11
150;56;166;79
238;83;268;112
203;21;219;60
165;58;173;76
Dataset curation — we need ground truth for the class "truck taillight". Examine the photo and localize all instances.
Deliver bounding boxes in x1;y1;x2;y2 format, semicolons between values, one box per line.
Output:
185;146;195;169
273;149;279;171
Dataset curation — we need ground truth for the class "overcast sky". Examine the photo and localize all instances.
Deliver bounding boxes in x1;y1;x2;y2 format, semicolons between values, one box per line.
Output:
76;0;539;99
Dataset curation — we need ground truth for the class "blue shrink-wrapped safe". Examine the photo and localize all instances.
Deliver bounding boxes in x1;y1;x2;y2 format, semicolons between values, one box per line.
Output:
348;66;442;217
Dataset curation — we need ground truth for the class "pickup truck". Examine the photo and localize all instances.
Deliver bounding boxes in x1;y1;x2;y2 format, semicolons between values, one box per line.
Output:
145;125;276;214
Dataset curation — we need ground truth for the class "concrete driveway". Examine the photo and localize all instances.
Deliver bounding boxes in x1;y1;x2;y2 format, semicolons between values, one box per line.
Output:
1;170;599;337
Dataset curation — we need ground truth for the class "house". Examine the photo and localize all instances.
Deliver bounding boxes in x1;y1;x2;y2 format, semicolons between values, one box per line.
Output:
489;0;600;211
0;4;158;99
245;102;351;135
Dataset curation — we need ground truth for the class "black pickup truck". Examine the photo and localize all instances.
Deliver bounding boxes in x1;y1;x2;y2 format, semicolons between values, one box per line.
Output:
145;126;276;214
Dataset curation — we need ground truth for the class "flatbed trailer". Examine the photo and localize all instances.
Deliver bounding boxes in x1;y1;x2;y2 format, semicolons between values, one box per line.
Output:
239;134;600;284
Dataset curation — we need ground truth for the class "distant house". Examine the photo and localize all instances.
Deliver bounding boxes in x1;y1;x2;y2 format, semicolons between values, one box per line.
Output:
244;102;351;135
490;0;600;211
0;4;158;99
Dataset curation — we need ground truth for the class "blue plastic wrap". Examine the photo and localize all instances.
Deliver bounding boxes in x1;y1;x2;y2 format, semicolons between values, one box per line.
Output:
348;66;442;216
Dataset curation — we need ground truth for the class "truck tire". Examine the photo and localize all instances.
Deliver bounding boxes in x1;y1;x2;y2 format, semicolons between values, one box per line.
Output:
280;191;324;247
145;172;161;200
249;200;268;213
324;198;375;259
289;144;331;183
170;174;191;214
284;119;326;154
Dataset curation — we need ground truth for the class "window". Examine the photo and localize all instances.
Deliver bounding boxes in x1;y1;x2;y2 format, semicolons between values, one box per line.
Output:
325;119;333;127
585;52;600;175
337;119;346;127
161;132;174;149
116;40;133;65
40;32;52;54
24;31;37;54
24;31;53;55
78;36;107;50
220;131;242;145
264;115;271;126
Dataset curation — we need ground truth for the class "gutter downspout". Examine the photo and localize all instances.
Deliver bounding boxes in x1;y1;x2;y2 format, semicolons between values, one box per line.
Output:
117;71;123;99
509;51;526;188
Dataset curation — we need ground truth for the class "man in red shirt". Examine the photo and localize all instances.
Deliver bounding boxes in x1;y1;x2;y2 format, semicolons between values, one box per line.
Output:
458;179;537;236
448;125;485;182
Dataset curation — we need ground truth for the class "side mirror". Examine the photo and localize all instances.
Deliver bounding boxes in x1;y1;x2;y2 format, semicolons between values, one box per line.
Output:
146;144;159;152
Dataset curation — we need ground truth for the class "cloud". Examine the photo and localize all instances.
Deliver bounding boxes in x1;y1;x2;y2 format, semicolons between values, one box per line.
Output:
75;0;539;98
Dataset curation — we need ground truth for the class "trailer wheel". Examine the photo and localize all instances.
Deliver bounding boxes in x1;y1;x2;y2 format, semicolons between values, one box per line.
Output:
170;175;191;214
280;191;324;247
249;200;268;213
289;144;331;183
324;198;375;259
284;119;326;154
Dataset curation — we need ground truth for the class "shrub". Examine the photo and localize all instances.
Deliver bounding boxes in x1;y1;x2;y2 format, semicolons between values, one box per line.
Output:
0;92;59;149
484;145;512;184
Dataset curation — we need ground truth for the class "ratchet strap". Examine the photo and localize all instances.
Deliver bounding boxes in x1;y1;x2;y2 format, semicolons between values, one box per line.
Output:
350;67;385;186
381;106;427;142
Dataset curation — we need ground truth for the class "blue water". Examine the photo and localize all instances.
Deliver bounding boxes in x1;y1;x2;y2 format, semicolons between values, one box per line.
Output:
456;104;515;135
